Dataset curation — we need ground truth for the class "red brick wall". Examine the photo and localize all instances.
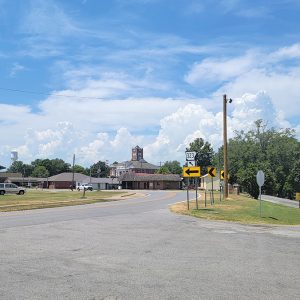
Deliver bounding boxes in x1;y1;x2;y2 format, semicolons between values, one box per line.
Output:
48;181;72;189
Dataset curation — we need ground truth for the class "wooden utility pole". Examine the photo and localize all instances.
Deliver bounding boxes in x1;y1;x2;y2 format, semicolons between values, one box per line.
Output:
72;154;75;190
223;94;229;199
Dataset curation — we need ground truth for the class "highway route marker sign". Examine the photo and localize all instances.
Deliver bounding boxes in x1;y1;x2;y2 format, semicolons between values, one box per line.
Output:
208;167;216;177
185;151;197;161
183;166;201;177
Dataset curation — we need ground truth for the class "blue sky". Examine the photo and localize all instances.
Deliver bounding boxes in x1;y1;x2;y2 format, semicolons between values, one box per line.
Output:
0;0;300;167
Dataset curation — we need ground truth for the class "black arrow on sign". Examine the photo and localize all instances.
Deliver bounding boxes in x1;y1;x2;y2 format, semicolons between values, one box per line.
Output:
209;168;216;177
221;171;224;179
186;169;199;175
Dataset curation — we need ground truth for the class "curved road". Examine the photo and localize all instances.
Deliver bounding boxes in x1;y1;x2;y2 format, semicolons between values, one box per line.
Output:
0;190;299;299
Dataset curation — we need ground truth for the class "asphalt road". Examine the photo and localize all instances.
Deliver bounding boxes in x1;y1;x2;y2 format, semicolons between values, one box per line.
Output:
262;195;299;208
0;190;299;300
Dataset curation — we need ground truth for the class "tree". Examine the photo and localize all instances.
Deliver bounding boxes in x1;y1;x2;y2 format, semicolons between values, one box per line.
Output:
156;166;170;174
162;161;182;175
32;166;50;178
7;161;25;174
284;158;300;199
89;161;110;178
31;158;70;176
7;161;33;176
222;120;300;199
72;164;85;174
186;138;214;175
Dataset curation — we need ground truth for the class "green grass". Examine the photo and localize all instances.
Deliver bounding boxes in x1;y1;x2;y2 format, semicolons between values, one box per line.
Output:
0;189;128;212
170;193;300;225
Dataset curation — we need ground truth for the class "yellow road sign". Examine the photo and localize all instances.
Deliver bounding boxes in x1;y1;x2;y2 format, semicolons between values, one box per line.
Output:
208;167;216;177
221;170;224;179
220;170;230;180
183;166;201;177
296;193;300;201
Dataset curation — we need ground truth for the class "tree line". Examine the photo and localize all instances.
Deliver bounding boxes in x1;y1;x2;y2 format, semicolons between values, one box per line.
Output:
7;159;110;178
157;120;300;199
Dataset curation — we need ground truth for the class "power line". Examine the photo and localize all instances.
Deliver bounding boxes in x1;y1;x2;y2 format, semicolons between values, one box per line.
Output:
0;87;105;100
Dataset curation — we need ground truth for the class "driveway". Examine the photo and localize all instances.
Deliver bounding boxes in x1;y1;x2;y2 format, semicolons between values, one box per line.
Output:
0;190;299;299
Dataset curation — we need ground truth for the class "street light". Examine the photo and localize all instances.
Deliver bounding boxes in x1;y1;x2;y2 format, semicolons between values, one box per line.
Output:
223;94;232;199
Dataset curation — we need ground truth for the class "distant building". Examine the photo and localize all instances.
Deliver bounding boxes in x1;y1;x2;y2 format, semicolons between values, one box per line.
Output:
47;172;119;190
110;145;159;177
120;173;182;190
0;172;46;187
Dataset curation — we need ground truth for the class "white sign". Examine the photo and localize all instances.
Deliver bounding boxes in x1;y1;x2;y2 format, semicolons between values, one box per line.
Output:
187;160;196;167
186;151;197;161
256;170;265;187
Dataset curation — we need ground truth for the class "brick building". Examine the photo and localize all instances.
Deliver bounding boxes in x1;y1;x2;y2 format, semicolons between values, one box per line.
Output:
120;172;182;190
110;146;159;177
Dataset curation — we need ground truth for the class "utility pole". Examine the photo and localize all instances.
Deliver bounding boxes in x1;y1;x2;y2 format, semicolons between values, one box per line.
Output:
72;154;75;190
223;94;232;199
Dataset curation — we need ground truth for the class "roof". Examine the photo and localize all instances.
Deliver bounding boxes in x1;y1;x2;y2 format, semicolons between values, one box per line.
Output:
6;177;47;182
120;172;182;182
129;160;159;169
0;172;22;178
111;160;159;170
47;172;117;183
48;172;91;182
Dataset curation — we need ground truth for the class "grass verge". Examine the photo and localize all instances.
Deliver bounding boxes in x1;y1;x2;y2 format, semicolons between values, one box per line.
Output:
170;193;300;225
0;189;129;212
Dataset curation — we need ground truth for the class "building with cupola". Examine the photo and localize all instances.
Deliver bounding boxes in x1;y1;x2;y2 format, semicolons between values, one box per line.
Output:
110;145;159;178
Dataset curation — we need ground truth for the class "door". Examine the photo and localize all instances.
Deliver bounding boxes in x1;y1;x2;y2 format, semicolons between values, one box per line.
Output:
6;183;19;194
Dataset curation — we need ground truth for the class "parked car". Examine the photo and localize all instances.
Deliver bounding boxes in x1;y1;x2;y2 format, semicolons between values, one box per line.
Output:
0;183;26;195
77;183;93;191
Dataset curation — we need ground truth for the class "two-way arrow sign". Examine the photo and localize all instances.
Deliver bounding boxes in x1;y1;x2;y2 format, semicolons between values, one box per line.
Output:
183;166;201;177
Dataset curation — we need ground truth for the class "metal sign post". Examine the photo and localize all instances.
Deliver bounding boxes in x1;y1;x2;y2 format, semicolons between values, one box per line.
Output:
211;178;214;204
187;178;190;210
183;166;201;210
208;167;216;205
195;178;199;209
256;170;265;217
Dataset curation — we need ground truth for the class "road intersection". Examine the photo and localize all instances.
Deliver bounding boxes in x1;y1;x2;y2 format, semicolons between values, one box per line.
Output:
0;191;299;299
